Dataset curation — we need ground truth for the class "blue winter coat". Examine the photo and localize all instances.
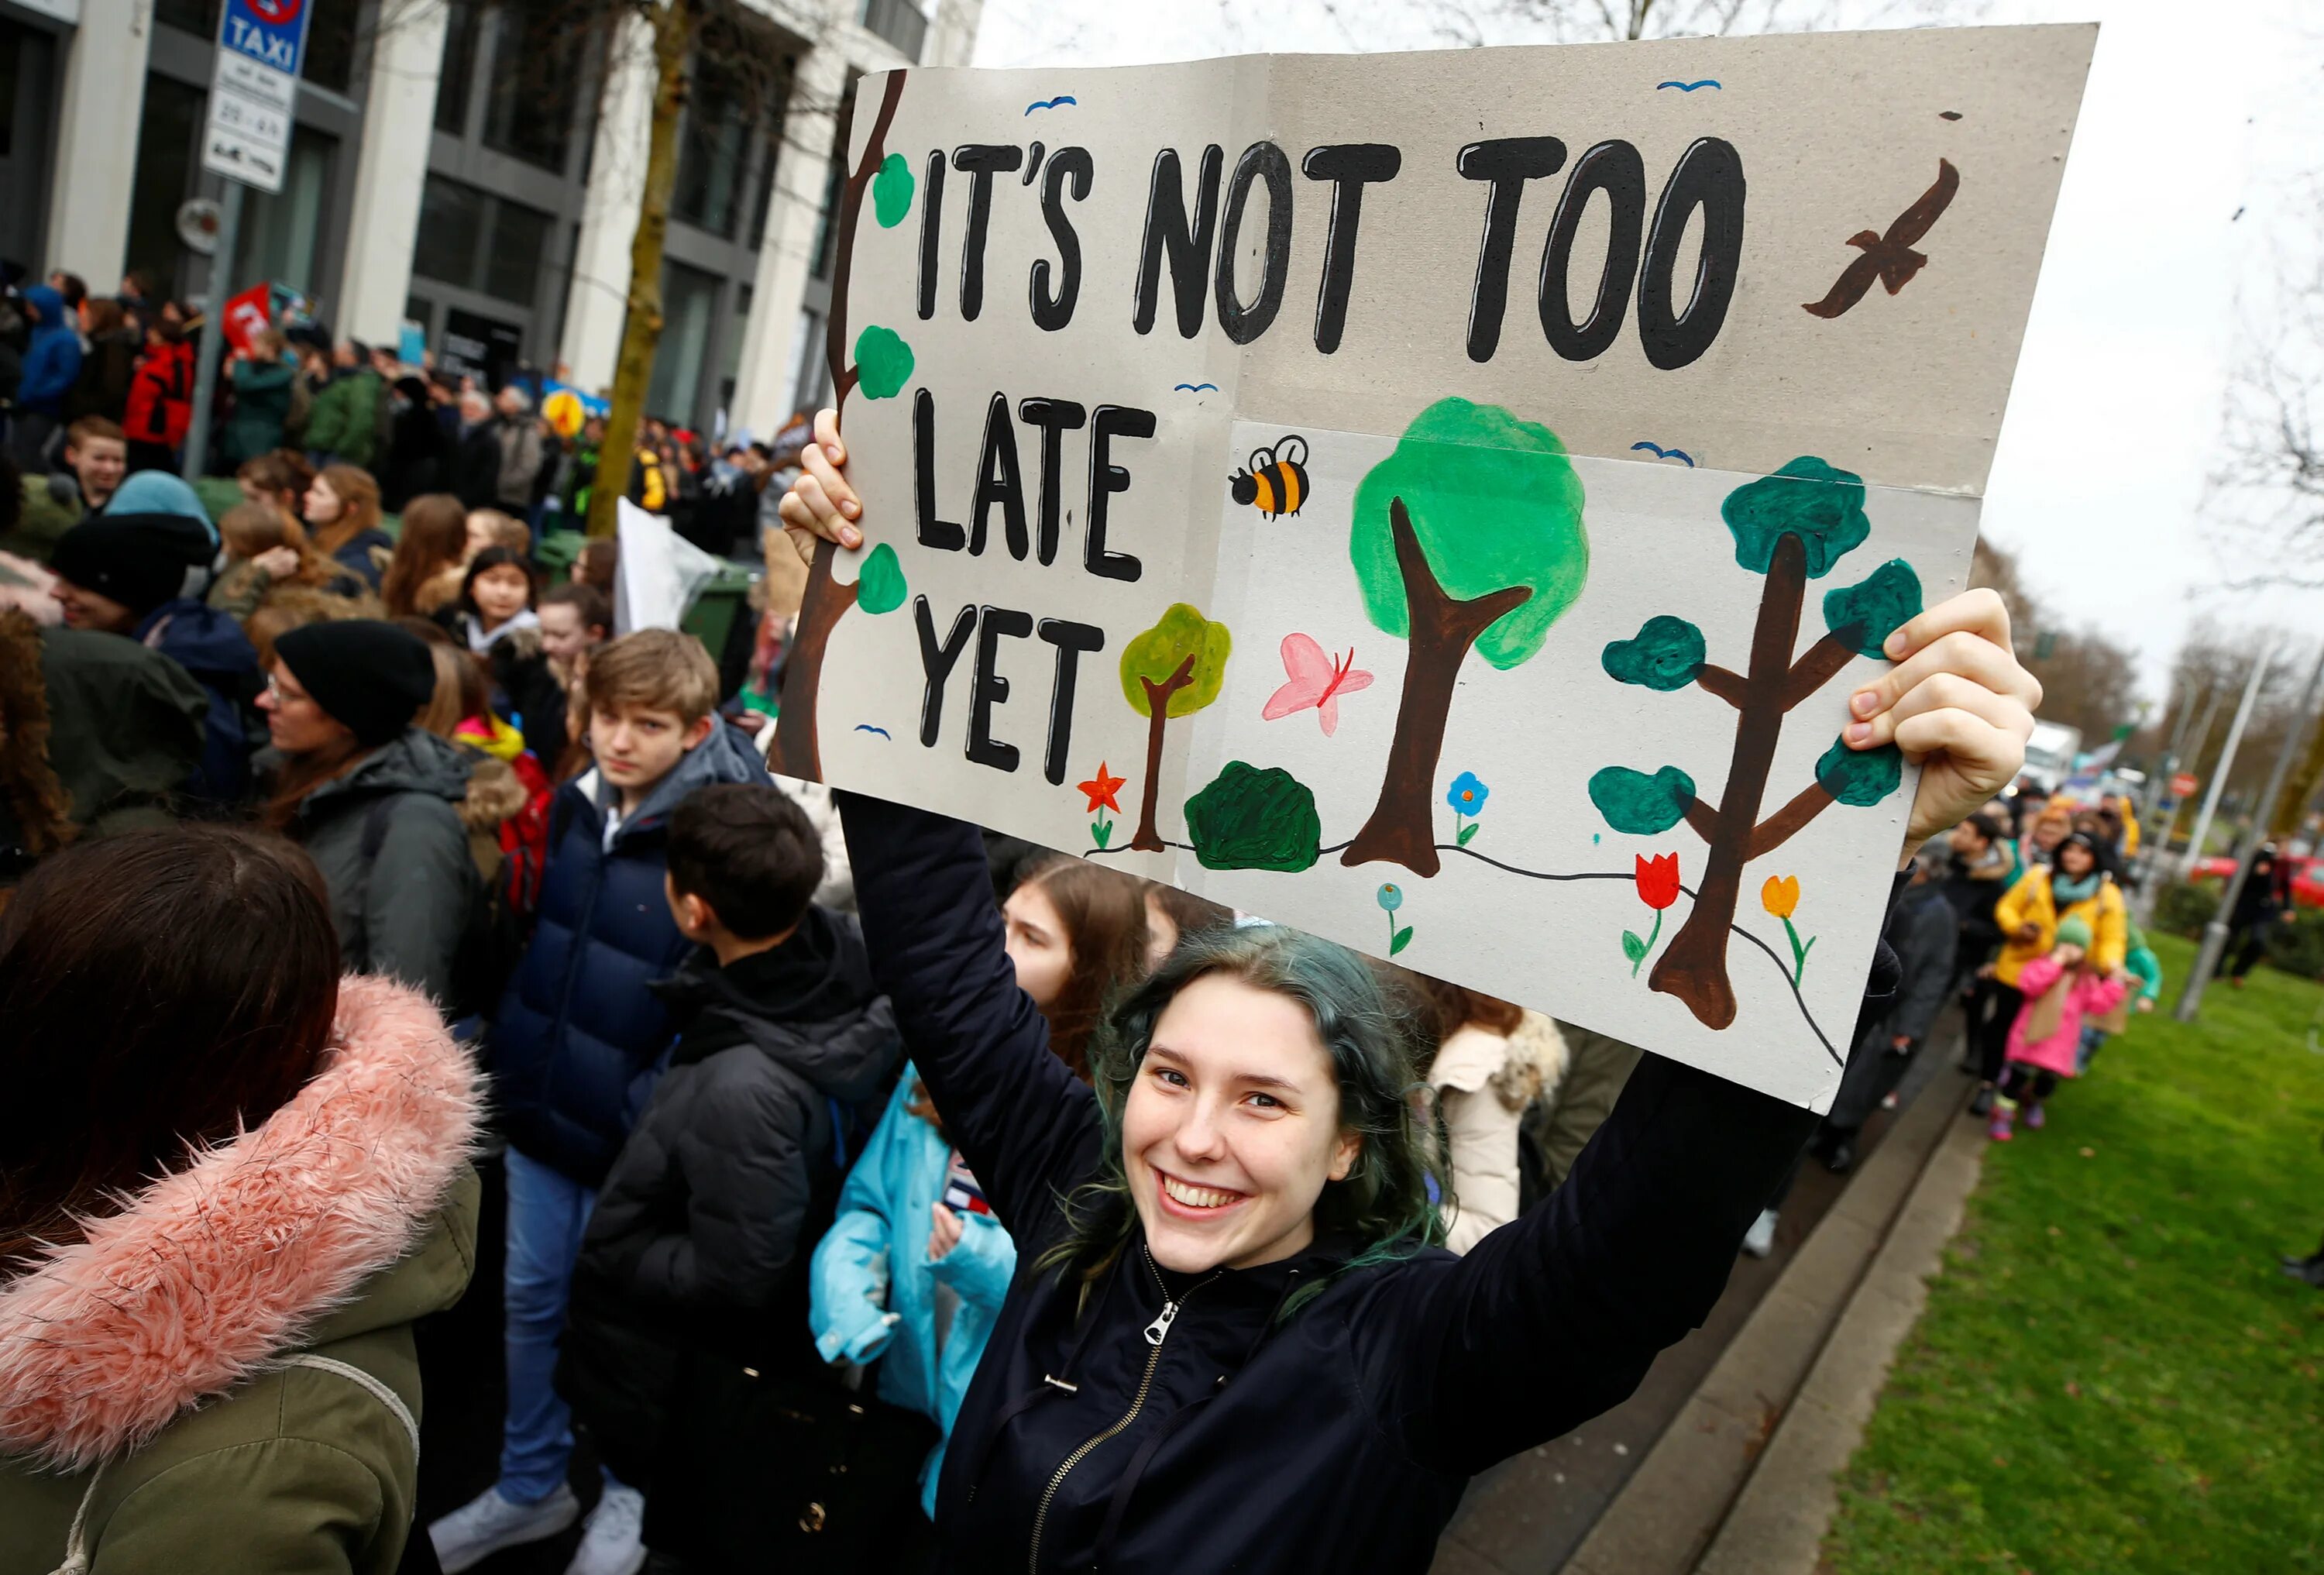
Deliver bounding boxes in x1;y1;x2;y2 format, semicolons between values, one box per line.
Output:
17;286;82;417
134;599;259;805
810;1063;1018;1518
488;719;770;1185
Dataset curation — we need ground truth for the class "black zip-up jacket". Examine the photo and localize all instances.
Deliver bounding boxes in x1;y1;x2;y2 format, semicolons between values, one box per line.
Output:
839;793;1902;1574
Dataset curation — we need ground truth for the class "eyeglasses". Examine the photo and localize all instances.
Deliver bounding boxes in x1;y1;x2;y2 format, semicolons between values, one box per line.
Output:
263;673;311;704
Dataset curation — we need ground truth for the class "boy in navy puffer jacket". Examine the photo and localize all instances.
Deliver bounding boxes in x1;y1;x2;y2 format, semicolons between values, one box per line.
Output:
431;628;769;1575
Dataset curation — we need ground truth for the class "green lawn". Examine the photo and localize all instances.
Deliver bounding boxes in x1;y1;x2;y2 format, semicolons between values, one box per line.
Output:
1822;934;2324;1573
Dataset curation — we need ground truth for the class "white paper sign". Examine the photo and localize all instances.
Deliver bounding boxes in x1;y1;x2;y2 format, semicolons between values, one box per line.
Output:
775;27;2095;1109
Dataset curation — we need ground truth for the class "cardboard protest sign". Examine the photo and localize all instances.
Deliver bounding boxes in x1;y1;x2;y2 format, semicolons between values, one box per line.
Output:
775;26;2095;1109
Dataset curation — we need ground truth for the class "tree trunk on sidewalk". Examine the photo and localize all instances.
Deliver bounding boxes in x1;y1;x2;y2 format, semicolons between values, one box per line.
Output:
584;2;695;540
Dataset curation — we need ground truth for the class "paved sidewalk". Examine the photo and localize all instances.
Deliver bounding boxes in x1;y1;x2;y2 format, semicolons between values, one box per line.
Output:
1693;1099;1988;1573
1432;1028;1978;1575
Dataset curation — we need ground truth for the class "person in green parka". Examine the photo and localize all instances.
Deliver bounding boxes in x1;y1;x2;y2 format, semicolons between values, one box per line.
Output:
303;340;383;472
0;824;483;1574
223;329;297;468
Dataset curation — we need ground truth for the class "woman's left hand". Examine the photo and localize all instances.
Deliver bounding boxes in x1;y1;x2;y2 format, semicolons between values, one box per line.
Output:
1840;589;2041;858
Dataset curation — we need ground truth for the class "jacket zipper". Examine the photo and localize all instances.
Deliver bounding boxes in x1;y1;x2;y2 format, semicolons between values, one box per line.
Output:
1024;1248;1216;1574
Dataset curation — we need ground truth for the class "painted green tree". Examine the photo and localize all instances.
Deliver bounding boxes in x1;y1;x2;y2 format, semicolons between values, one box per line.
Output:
1343;398;1590;875
775;69;916;781
1120;604;1232;852
1589;456;1922;1028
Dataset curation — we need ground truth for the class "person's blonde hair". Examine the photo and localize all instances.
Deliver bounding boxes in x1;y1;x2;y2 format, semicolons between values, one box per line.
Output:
583;629;718;724
468;509;530;556
309;464;382;558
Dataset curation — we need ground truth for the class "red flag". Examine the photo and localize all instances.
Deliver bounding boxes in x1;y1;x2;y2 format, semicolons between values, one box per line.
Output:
220;283;273;355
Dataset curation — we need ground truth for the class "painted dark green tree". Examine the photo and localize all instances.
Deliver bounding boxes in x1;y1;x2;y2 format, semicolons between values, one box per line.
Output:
1343;398;1590;875
1120;604;1232;852
1589;457;1922;1029
775;70;917;781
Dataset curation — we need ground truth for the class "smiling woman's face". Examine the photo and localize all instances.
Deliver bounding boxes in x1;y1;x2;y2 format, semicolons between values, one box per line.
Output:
1122;973;1360;1275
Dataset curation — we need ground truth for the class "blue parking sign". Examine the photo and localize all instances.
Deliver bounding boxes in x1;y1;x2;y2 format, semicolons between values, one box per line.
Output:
220;0;312;76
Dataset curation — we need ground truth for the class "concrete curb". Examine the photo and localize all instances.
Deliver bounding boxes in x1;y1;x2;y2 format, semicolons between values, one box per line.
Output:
1561;1068;1978;1575
1692;1092;1989;1574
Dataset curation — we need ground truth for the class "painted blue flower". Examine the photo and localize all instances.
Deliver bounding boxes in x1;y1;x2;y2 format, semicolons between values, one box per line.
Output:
1446;772;1490;816
1376;882;1404;913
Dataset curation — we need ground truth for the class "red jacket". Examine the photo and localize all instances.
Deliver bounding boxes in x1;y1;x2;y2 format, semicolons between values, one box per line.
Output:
124;340;196;449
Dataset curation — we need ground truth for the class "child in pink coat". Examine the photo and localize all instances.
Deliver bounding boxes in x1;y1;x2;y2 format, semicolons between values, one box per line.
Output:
1992;914;2127;1140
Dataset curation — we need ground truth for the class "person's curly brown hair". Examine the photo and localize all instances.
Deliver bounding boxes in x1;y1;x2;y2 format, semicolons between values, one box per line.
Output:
0;610;77;867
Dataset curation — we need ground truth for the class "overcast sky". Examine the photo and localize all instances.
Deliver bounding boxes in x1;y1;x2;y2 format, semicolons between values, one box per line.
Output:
971;0;2324;701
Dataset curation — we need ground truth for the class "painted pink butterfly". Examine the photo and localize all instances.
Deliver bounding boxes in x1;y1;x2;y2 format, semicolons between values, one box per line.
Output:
1262;633;1374;737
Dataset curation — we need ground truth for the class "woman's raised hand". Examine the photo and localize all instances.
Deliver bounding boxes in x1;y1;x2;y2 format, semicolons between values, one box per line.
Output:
775;407;860;564
1840;589;2041;858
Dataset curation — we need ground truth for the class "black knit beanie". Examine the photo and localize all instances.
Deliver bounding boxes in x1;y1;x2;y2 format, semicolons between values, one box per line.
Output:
50;512;215;619
275;620;438;748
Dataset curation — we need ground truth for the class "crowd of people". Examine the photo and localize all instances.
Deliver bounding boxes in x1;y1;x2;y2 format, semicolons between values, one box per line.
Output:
0;394;2041;1575
2;270;813;573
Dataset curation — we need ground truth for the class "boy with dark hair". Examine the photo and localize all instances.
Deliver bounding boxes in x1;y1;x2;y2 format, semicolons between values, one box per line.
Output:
431;628;770;1575
560;782;902;1570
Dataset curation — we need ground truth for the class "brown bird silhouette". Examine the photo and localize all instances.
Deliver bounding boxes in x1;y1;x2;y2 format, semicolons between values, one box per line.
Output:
1801;159;1960;319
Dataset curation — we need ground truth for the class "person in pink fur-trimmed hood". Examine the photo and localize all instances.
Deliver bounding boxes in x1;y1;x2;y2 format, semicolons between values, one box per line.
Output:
0;825;483;1574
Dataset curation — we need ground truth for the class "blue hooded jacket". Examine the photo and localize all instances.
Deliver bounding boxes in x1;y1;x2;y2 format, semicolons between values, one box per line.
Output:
133;600;259;804
489;717;772;1185
18;286;84;417
809;1063;1018;1518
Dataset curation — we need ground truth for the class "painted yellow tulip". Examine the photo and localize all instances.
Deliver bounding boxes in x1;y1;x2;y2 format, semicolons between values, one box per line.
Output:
1761;875;1801;920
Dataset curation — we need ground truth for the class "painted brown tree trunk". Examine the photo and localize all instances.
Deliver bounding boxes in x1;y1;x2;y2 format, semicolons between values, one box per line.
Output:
1342;497;1532;876
584;5;696;539
769;538;857;779
769;70;907;778
1650;531;1811;1027
1130;656;1196;852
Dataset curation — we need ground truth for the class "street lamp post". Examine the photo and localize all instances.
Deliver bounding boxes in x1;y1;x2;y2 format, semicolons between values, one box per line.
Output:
2179;648;2274;886
2175;644;2324;1021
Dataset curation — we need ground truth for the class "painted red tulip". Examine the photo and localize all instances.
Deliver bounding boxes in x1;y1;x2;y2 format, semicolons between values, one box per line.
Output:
1635;852;1682;911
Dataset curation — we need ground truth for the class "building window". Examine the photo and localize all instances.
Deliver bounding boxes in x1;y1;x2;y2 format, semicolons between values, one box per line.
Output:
859;0;928;62
413;175;488;289
435;0;483;136
301;0;356;95
152;0;218;40
672;52;750;238
234;124;336;297
804;81;854;282
411;174;551;308
480;4;579;171
0;24;19;160
484;198;553;305
125;74;207;297
646;260;720;424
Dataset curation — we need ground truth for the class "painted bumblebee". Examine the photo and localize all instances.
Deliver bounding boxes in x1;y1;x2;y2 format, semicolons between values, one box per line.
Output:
1229;435;1311;521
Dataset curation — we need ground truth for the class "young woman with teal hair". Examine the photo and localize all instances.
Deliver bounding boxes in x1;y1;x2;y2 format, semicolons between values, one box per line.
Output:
781;408;2042;1573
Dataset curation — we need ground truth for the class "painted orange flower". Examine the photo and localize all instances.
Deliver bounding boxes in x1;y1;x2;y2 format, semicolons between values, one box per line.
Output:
1761;875;1801;920
1077;762;1127;816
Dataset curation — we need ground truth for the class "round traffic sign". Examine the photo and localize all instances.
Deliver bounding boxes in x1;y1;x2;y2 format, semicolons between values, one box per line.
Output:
248;0;302;25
